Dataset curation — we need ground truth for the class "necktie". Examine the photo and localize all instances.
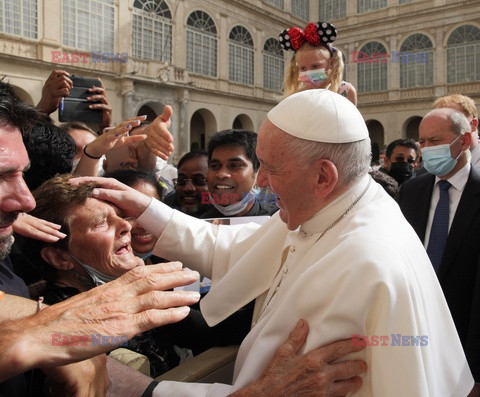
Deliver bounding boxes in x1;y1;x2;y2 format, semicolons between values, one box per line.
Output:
426;180;451;271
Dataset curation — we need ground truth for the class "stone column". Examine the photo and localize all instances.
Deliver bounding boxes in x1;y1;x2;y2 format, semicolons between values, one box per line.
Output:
177;89;190;155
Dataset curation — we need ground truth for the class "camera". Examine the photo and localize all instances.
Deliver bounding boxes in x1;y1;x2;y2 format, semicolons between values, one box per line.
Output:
58;75;102;124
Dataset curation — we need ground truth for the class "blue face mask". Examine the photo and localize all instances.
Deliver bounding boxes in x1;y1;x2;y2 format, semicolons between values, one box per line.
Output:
421;135;462;176
298;69;327;86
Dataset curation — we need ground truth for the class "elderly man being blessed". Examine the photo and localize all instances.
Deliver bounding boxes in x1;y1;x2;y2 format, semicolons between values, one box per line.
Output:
75;89;474;396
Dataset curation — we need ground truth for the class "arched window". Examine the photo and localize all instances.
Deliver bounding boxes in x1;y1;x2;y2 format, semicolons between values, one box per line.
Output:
399;34;433;88
186;11;217;77
357;41;388;92
132;0;172;62
62;0;114;52
229;26;254;85
0;0;37;38
319;0;346;21
292;0;309;21
447;25;480;83
357;0;387;14
263;38;283;91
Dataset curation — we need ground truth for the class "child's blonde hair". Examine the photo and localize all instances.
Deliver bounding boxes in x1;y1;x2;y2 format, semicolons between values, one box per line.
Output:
283;44;344;97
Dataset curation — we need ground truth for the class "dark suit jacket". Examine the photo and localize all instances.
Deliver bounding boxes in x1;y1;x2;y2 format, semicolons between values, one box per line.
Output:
398;167;480;380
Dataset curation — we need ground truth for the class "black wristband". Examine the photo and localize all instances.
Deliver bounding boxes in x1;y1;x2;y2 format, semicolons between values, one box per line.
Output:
83;145;102;159
141;381;159;397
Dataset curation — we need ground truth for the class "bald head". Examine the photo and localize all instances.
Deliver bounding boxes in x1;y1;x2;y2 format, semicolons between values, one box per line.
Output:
421;108;471;137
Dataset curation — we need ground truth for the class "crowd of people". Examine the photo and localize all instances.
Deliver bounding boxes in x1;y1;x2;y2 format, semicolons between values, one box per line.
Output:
0;18;479;397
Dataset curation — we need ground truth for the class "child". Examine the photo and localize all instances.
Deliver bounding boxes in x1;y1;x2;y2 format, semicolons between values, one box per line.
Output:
279;21;357;106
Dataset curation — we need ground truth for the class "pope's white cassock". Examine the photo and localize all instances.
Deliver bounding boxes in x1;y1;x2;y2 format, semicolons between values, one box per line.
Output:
141;89;473;396
141;175;473;396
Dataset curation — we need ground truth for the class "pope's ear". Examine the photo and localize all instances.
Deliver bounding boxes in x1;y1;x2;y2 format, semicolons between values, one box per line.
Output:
40;247;74;271
313;158;338;198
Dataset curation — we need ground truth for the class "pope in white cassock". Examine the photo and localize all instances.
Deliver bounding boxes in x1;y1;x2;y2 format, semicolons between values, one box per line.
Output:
90;90;474;396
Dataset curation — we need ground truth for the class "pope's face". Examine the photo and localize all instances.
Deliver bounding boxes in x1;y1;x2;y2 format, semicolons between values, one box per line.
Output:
67;198;141;277
256;120;318;230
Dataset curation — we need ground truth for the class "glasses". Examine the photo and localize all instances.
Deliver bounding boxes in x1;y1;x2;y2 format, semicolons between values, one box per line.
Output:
173;176;208;187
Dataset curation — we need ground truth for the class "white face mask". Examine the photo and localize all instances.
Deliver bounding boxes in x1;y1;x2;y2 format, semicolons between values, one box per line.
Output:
68;252;116;287
210;188;257;217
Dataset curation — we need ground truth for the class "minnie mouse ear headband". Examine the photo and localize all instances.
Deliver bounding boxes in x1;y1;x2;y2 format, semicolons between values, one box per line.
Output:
279;22;337;55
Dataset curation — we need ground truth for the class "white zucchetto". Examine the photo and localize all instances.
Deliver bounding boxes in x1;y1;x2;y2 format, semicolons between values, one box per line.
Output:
267;89;369;143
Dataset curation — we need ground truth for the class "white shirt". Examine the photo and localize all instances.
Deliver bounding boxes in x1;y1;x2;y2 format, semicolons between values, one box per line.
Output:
424;162;470;248
139;176;474;397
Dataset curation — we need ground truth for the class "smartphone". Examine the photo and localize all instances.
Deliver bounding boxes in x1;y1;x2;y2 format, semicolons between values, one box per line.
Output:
69;76;102;99
59;75;102;123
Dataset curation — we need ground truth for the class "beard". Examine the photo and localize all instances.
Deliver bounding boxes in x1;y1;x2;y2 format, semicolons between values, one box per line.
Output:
0;234;14;260
0;211;19;260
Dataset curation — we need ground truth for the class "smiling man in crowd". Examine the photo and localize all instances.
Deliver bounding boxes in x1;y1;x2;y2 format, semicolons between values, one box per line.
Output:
200;129;278;219
164;150;212;217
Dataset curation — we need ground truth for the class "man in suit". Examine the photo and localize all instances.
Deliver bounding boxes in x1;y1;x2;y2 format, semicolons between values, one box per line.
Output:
433;94;480;168
398;107;480;383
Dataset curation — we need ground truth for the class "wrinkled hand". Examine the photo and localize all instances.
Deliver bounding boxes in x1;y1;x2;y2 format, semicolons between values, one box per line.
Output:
87;79;112;130
231;320;367;397
42;355;109;397
0;262;200;381
69;176;153;219
13;213;66;243
36;70;73;115
143;106;174;160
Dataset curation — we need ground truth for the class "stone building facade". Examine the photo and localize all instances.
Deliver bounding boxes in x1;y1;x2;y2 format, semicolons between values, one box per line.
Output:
0;0;478;161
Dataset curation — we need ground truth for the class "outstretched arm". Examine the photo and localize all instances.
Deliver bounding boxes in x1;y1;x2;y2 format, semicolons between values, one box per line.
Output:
74;116;147;176
143;106;174;161
0;262;200;382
